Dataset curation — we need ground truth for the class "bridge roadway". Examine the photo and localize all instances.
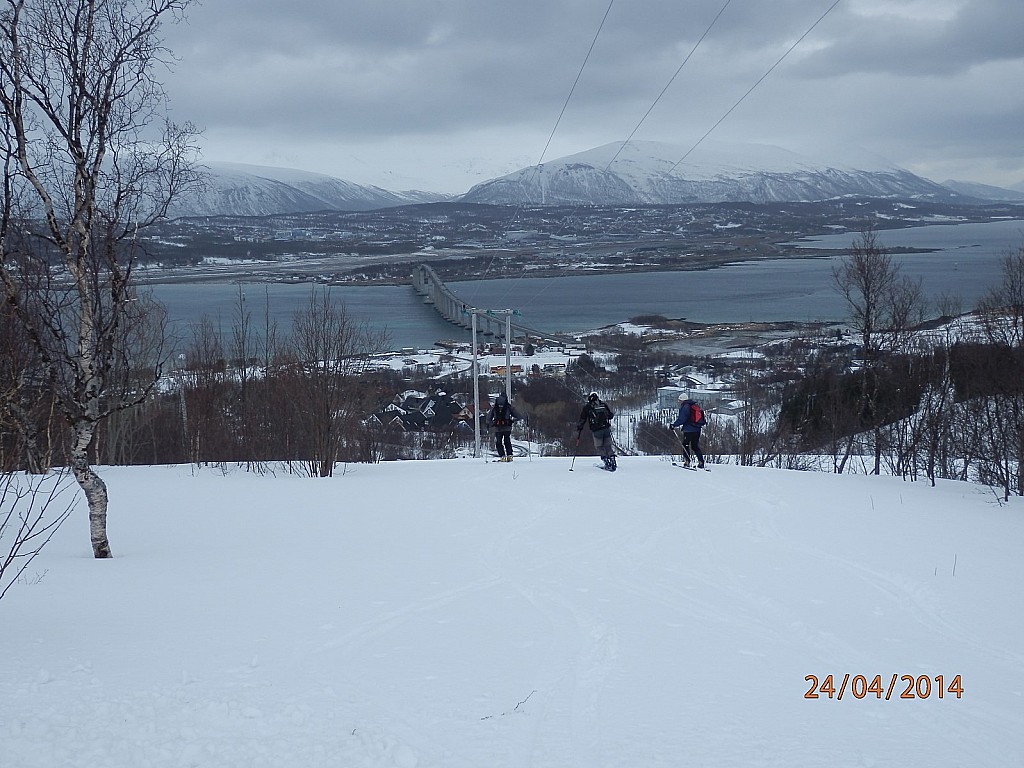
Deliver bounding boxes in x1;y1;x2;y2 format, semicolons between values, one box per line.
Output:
411;264;575;345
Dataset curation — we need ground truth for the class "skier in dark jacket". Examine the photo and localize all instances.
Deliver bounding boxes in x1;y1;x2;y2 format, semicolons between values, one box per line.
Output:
486;393;522;461
577;392;616;471
671;395;705;469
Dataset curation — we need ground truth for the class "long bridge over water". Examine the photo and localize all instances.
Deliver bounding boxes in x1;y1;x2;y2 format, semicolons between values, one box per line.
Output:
411;264;575;345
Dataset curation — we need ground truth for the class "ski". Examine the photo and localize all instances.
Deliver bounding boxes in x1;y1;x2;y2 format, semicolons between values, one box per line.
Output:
672;462;709;472
594;463;616;472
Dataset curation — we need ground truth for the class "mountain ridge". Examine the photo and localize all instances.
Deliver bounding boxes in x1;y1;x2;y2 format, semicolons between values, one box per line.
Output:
940;178;1024;202
174;141;995;217
460;140;967;206
168;161;453;218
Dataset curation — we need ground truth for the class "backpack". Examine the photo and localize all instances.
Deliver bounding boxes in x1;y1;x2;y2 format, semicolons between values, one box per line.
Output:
688;403;707;428
589;401;612;430
492;404;512;428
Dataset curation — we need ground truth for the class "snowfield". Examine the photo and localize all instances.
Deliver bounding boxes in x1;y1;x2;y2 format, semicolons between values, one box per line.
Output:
2;458;1023;767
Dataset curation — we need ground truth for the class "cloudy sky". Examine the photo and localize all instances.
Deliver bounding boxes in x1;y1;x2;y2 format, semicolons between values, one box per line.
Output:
160;0;1024;194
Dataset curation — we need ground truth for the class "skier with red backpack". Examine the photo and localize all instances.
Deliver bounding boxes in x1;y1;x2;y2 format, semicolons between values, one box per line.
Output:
670;395;707;469
486;393;522;461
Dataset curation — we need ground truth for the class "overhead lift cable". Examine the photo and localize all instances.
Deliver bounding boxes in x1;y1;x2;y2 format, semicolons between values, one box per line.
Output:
605;0;733;170
491;0;731;308
482;0;844;332
499;1;731;290
669;0;844;173
479;0;616;285
510;0;844;318
537;0;617;169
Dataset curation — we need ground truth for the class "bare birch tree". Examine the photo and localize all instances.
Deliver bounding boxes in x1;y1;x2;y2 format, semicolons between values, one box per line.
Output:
0;0;201;557
0;294;56;473
974;247;1024;498
833;226;924;474
288;287;388;477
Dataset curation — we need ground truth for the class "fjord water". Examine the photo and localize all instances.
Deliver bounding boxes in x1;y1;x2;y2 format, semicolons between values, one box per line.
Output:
152;219;1024;350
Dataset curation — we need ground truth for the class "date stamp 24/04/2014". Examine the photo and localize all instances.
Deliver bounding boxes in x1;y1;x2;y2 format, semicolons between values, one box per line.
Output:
804;674;963;701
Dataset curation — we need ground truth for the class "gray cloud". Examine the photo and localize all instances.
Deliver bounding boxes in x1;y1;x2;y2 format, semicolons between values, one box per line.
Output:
160;0;1024;192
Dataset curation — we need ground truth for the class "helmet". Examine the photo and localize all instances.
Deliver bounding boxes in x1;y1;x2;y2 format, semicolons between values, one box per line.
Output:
496;393;509;405
678;393;687;403
588;392;599;402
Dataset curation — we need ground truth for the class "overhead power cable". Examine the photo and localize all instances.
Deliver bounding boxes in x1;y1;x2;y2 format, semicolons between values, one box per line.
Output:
492;2;740;311
669;0;844;173
536;0;616;168
605;0;733;170
488;0;844;324
481;0;616;287
498;1;733;309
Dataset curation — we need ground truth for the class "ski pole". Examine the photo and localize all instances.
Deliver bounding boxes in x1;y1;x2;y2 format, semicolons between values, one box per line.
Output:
569;430;582;471
671;427;692;464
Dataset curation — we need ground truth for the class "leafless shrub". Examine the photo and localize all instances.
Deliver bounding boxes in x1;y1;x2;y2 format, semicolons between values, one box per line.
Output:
1;470;75;601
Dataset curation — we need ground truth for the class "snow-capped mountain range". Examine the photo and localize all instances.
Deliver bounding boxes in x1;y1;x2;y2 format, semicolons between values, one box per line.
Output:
172;143;1023;217
167;162;451;218
940;178;1024;202
461;140;969;206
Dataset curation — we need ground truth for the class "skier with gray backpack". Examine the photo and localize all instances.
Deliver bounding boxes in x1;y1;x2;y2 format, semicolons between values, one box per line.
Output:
486;393;522;462
577;392;617;471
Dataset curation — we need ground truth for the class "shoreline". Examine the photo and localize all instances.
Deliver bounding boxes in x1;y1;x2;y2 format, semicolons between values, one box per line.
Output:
133;246;936;288
579;318;843;356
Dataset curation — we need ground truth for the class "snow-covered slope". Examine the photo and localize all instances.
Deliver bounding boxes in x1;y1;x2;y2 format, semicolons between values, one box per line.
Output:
3;459;1022;767
461;140;965;205
168;162;451;218
942;179;1024;202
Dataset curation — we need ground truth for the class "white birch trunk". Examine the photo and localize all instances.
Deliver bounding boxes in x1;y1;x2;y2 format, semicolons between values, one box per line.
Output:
70;421;111;558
